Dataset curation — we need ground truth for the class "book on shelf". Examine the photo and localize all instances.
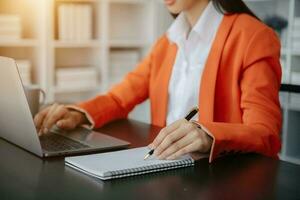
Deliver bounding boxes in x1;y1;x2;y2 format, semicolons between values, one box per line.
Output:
57;67;97;77
0;14;22;40
56;67;98;91
58;3;92;42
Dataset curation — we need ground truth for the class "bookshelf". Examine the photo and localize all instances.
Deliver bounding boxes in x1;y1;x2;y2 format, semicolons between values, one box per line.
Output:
49;0;158;103
0;0;47;90
0;0;166;118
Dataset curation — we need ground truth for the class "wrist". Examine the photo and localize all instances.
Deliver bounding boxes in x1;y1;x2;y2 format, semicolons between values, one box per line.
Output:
71;110;88;125
191;121;213;153
65;105;95;129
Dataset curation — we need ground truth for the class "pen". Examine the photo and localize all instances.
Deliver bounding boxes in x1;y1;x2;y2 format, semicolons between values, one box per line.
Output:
144;106;199;160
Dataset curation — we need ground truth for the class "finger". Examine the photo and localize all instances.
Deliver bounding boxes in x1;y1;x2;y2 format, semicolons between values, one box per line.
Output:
40;104;59;134
158;130;198;159
152;119;185;148
166;140;202;160
56;117;77;130
34;107;50;130
43;105;68;131
154;126;188;157
148;143;155;149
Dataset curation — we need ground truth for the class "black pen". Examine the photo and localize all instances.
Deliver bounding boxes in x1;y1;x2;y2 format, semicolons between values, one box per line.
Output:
144;107;199;160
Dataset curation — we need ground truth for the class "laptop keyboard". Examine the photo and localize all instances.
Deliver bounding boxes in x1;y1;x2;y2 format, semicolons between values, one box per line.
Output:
40;133;89;152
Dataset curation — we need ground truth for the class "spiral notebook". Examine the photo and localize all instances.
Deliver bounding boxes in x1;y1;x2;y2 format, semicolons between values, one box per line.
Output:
65;147;195;180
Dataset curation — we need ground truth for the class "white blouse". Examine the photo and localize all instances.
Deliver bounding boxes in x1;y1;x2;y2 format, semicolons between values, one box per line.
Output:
166;2;223;125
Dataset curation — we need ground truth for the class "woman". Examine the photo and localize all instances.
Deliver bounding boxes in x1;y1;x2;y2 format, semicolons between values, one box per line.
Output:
35;0;282;162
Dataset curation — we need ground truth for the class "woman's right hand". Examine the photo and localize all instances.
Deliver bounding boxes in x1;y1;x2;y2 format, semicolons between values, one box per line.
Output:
34;103;88;135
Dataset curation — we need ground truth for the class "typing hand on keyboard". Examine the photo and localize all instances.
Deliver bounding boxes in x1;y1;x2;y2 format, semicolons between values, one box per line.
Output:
34;103;89;136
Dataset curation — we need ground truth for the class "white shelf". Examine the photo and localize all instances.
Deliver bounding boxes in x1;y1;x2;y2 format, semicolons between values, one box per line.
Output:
54;85;100;94
109;39;149;48
53;40;102;48
0;39;39;47
108;0;146;4
55;0;99;2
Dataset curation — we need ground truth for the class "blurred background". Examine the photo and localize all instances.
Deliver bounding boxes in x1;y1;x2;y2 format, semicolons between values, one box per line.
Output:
0;0;299;164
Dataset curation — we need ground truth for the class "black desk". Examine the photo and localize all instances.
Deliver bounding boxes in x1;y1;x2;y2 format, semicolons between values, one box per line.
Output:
1;119;300;200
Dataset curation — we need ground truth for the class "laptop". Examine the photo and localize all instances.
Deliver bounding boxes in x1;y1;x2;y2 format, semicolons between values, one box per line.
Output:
0;56;130;157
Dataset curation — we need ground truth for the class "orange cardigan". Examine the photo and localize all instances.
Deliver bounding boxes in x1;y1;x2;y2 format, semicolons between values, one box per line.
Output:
78;14;282;162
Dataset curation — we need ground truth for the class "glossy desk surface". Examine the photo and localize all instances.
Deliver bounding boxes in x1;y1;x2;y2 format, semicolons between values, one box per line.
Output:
1;119;300;200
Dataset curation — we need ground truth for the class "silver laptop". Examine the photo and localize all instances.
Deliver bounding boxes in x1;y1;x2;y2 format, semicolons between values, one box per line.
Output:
0;56;130;157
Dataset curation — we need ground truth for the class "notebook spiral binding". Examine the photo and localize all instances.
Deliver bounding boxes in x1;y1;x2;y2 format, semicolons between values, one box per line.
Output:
110;158;194;178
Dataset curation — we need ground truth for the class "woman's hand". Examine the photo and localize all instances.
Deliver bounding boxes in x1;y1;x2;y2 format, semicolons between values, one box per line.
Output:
34;103;88;135
149;119;213;160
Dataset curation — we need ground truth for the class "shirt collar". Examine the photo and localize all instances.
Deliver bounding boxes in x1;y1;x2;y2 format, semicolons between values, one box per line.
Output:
167;2;223;43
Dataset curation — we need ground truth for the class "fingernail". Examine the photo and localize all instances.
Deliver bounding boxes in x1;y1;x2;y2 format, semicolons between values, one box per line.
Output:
43;128;48;134
56;121;62;128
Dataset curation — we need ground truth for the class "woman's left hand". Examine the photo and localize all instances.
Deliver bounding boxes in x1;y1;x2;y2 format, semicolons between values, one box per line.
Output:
149;119;213;160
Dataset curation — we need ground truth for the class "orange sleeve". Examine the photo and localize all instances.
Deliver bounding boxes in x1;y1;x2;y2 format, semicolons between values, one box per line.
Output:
77;42;156;128
203;27;282;162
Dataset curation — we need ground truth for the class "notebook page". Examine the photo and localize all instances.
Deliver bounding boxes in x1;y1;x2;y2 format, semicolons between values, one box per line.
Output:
65;147;193;178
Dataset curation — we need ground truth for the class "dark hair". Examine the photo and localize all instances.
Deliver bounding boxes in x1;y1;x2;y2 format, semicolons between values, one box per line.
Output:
171;0;259;20
212;0;259;19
